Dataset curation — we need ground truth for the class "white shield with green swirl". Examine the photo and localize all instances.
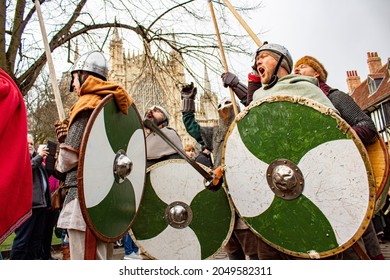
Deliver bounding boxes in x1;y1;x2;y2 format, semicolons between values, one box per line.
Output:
223;96;375;258
78;95;146;242
131;159;234;259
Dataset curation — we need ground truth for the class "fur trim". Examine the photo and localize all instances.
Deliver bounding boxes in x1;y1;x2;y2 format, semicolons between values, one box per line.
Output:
295;56;328;82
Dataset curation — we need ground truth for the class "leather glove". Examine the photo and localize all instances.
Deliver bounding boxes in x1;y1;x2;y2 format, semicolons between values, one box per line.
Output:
221;72;239;88
233;83;248;102
55;119;69;144
181;82;197;99
181;82;197;112
221;72;247;102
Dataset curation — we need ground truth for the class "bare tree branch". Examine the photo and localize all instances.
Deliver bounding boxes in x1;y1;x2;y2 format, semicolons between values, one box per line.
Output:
4;0;262;97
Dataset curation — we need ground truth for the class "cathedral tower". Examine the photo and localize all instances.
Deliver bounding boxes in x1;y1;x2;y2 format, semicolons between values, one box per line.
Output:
108;29;219;147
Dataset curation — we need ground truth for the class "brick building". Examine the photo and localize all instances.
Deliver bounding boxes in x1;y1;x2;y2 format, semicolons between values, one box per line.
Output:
347;52;390;142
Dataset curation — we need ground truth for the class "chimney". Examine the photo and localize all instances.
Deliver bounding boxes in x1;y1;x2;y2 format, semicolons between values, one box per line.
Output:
346;70;361;94
367;52;382;74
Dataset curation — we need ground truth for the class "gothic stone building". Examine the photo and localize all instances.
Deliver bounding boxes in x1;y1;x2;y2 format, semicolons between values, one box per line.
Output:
108;28;218;148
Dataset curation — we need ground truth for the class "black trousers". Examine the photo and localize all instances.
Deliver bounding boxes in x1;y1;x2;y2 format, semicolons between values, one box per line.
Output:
10;208;48;260
41;209;60;259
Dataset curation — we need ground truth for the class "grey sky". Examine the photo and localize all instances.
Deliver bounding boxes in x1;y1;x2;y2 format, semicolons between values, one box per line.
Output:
47;0;388;97
233;0;390;93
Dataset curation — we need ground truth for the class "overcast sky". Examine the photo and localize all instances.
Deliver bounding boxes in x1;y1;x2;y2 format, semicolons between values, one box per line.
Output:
231;0;390;93
48;0;389;97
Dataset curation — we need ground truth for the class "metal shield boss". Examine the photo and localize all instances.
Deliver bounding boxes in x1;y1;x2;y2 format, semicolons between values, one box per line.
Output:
223;96;376;259
131;159;234;259
78;94;146;242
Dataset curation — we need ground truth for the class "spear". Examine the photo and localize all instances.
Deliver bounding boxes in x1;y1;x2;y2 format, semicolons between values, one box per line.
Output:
208;0;239;116
33;0;66;121
221;0;262;47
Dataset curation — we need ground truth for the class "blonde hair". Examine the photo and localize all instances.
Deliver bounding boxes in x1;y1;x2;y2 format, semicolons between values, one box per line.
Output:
184;143;195;152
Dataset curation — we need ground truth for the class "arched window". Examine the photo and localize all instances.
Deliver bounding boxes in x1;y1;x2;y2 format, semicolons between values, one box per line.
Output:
133;77;166;116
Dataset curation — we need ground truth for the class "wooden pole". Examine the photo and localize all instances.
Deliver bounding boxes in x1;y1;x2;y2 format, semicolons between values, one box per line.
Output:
208;0;239;116
352;242;371;260
221;0;263;47
84;227;97;260
34;0;66;121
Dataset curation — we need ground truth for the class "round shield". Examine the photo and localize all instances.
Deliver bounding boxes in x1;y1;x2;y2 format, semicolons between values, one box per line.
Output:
223;96;376;259
130;159;234;260
366;133;390;213
78;94;146;242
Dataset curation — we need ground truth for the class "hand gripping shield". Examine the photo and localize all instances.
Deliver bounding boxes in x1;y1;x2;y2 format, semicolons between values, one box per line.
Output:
223;95;376;259
130;159;234;259
78;94;146;242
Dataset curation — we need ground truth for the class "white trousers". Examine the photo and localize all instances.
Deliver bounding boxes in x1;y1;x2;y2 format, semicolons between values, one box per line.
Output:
68;229;113;260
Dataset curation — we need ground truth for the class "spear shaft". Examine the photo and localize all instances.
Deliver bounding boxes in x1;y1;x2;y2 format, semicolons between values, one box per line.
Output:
34;0;66;121
221;0;262;47
208;0;239;116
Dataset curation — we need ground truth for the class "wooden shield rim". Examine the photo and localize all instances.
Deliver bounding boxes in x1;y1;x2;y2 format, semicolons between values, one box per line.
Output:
367;133;390;199
222;95;376;259
78;94;146;243
130;159;235;260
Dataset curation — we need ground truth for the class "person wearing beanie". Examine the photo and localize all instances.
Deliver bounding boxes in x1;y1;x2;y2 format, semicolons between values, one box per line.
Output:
294;55;328;83
251;43;337;111
294;55;383;260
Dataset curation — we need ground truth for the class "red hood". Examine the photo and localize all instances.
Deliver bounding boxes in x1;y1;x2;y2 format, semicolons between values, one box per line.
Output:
0;69;32;243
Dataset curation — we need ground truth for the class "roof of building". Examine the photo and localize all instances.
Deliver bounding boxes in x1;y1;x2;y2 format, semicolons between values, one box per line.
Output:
351;58;390;111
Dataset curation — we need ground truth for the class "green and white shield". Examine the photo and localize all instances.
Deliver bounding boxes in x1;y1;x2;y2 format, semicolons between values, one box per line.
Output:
131;159;234;260
223;96;376;259
78;94;146;242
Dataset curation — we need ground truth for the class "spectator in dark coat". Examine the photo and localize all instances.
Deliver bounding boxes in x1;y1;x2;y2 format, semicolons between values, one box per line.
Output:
10;134;51;259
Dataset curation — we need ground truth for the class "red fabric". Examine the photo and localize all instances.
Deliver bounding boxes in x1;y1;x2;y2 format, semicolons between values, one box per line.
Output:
0;69;32;243
372;254;385;260
48;176;59;194
319;81;332;96
248;71;261;83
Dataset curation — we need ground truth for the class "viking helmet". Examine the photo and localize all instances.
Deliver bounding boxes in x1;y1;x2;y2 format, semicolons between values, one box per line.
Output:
147;105;170;126
218;97;241;112
254;42;293;89
69;50;109;91
255;43;293;73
